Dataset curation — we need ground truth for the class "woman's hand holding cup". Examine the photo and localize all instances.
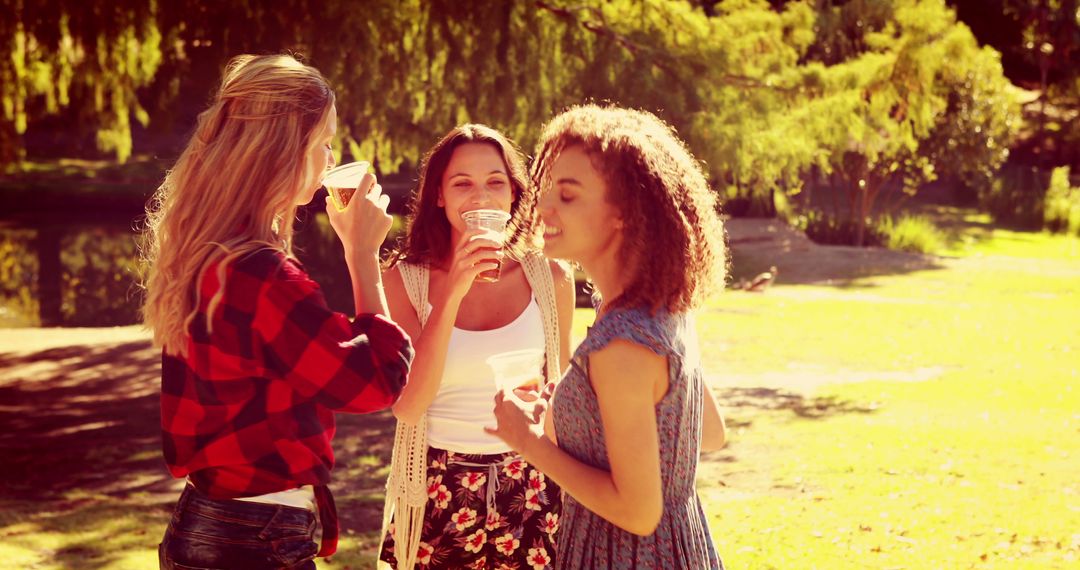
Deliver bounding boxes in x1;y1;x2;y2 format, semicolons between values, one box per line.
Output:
326;172;393;255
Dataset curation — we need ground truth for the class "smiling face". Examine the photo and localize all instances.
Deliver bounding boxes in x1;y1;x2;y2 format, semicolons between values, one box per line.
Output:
439;142;515;235
296;104;337;206
537;145;623;267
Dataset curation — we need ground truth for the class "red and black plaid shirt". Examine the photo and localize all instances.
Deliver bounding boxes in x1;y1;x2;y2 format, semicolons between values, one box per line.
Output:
161;249;412;500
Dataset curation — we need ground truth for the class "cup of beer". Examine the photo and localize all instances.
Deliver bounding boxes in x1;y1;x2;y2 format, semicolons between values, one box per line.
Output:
322;161;371;212
486;348;545;393
462;209;511;282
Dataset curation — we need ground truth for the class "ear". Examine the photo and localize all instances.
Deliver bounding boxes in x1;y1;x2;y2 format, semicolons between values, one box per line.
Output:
437;187;445;208
614;218;624;230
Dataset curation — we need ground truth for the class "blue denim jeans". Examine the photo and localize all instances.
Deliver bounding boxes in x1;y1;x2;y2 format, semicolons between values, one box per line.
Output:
159;485;319;570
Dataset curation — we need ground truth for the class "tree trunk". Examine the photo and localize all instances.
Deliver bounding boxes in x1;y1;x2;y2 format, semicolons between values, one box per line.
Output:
34;227;64;327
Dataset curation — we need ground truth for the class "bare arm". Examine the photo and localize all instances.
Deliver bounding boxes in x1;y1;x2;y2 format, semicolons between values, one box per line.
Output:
388;231;501;424
385;266;463;425
700;381;727;451
551;259;575;374
325;172;394;317
347;251;390;317
489;339;665;536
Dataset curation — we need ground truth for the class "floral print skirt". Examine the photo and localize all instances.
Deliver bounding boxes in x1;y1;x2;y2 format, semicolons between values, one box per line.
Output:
379;446;561;569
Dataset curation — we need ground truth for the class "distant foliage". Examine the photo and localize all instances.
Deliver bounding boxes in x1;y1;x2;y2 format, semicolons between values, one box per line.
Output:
0;230;39;326
58;228;142;326
878;214;946;253
1044;166;1080;236
2;0;1021;246
792;209;886;247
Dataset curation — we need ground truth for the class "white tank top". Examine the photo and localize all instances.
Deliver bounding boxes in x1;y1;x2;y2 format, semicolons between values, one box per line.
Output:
426;296;545;454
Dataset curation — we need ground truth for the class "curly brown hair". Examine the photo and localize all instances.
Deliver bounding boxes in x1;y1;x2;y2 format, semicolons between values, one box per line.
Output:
531;104;726;313
387;124;540;268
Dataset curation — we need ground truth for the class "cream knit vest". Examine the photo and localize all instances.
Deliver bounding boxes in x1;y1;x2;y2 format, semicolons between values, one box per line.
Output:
378;252;562;570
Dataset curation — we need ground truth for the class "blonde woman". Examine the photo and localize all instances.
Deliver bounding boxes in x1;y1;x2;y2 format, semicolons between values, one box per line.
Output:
142;54;413;570
488;105;728;569
376;124;574;569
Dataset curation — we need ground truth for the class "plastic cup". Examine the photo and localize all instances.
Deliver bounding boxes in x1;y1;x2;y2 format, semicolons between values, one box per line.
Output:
485;348;545;393
322;161;371;212
462;209;511;282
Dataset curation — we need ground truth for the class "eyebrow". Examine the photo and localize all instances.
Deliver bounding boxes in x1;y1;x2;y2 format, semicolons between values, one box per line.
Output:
448;170;508;179
555;177;582;186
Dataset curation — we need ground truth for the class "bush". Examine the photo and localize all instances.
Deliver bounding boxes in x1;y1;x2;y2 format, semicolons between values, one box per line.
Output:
793;210;945;254
0;230;40;326
60;227;142;326
1044;166;1080;236
792;209;885;248
878;215;946;254
977;162;1049;229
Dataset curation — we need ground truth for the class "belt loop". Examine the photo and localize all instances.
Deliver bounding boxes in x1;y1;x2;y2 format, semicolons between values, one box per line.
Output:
172;485;193;525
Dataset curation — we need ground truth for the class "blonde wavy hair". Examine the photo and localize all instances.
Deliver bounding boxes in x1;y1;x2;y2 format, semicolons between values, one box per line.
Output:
141;54;335;355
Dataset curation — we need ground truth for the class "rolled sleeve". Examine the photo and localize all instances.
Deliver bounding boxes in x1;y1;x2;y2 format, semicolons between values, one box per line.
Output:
254;259;413;413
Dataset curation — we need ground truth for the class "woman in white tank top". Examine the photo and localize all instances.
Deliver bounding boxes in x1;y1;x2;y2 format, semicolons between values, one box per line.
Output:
375;124;575;570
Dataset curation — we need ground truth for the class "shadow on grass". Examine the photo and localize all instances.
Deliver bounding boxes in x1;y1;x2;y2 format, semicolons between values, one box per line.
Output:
716;386;878;420
0;338;398;568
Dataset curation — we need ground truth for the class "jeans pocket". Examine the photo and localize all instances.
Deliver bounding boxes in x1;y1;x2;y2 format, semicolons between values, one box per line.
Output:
160;537;219;570
270;533;319;567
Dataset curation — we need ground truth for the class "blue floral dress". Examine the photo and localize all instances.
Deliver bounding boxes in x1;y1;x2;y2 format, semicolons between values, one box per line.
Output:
550;306;723;569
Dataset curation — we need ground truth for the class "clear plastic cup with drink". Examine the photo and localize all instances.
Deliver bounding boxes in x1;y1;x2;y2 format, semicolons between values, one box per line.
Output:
462;209;510;282
322;161;371;212
486;348;544;393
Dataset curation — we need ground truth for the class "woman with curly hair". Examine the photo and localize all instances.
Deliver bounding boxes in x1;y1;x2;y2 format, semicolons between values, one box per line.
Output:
143;54;413;569
376;124;575;570
487;104;728;569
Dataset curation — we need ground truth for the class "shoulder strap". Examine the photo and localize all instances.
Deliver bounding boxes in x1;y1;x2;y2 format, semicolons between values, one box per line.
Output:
520;252;562;386
380;261;430;570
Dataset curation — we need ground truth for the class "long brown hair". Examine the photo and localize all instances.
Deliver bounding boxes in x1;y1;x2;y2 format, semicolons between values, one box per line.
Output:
387;124;539;268
141;54;335;354
531;104;726;313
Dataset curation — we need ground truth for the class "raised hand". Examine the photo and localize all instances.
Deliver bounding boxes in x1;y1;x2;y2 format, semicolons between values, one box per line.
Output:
326;172;394;255
441;228;503;303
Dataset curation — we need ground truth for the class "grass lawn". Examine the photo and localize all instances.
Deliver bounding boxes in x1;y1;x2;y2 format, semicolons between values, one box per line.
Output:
696;244;1079;568
0;223;1076;569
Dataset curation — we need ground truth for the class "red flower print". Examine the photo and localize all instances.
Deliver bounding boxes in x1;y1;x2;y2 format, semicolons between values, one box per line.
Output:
486;510;506;531
451;507;479;531
461;471;488;492
527;545;552;569
427;474;443;498
417;541;433;565
524;488;543;511
464;529;487;554
528;469;546;492
502;458;526;480
430;481;451;510
494;532;520;556
541;512;559;535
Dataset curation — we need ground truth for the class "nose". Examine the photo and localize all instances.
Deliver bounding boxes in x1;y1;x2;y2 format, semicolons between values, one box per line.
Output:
537;188;555;215
469;187;498;208
327;152;337;170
